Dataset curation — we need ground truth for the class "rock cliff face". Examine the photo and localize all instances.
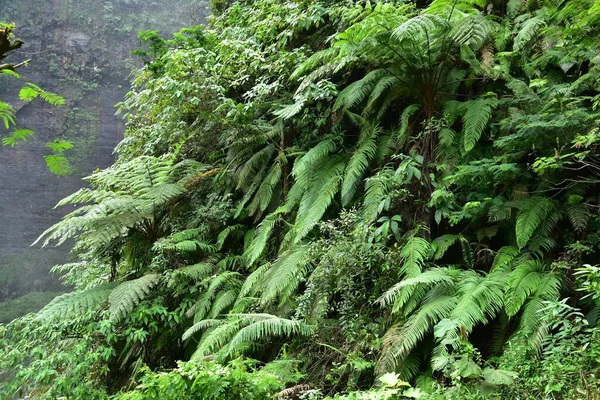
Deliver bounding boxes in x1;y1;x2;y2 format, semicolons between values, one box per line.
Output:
0;0;208;300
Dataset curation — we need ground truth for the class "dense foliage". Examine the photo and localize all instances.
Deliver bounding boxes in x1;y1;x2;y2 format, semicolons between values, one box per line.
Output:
3;0;600;398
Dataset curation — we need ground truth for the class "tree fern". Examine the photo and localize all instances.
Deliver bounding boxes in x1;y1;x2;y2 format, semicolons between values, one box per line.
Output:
515;197;556;249
341;129;379;207
109;274;160;323
398;232;432;278
37;283;116;320
260;245;310;306
225;314;314;356
378;294;458;375
462;97;497;152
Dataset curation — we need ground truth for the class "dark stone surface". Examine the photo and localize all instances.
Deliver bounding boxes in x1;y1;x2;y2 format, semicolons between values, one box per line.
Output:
0;0;208;300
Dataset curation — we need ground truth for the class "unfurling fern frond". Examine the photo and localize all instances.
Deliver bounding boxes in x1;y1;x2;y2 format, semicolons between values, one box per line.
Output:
109;274;160;323
37;283;116;320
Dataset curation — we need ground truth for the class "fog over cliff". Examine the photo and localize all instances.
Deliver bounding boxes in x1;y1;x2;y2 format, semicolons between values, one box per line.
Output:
0;0;208;302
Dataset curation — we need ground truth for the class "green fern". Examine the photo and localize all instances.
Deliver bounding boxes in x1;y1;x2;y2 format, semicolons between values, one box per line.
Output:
36;283;116;320
515;197;556;249
109;274;160;323
260;245;310;306
462;97;497;152
341;129;379;207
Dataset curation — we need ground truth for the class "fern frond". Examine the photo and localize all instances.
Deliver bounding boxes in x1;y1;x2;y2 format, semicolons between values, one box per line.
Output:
378;267;454;308
169;263;214;286
513;16;546;51
515;197;556;249
567;204;590;233
216;224;244;251
226;314;314;356
398;233;432;278
261;245;310;305
341;133;378;206
182;318;225;342
462;97;497;152
518;273;561;343
491;246;520;271
293;157;345;243
108;274;160;323
504;260;544;317
432;234;459;260
396;104;420;148
244;210;282;265
334;69;388;111
378;295;458;375
36;283;115;320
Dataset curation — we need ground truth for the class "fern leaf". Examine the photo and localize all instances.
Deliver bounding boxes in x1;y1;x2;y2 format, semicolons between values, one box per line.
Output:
398;233;432;278
108;274;160;323
432;234;459;260
504;260;544;317
261;245;310;305
36;283;115;320
462;98;497;152
341;134;378;206
226;314;314;356
515;197;555;249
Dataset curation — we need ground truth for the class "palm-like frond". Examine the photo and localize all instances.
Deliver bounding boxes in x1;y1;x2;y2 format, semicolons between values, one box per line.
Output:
260;245;310;305
37;283;116;320
515;197;556;249
462;97;497;152
109;274;160;323
341;131;378;206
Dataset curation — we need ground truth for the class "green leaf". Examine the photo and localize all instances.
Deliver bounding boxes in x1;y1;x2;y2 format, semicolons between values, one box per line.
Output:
19;86;39;102
43;154;72;176
455;357;483;378
482;368;517;385
2;129;34;147
462;98;497;152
